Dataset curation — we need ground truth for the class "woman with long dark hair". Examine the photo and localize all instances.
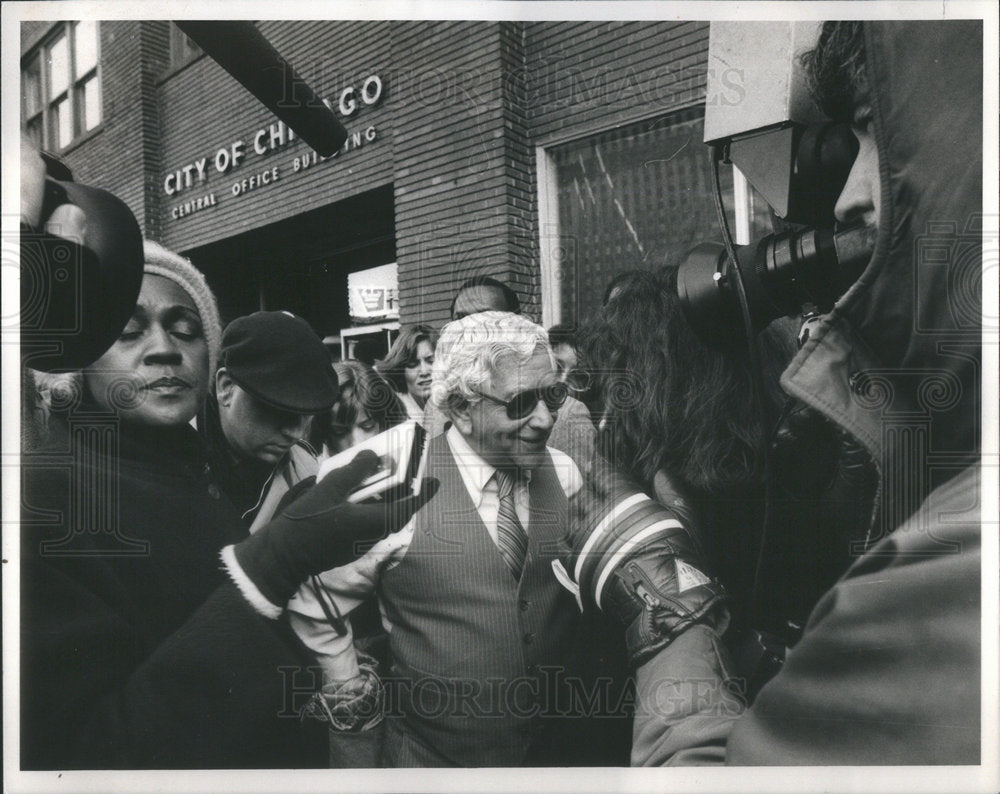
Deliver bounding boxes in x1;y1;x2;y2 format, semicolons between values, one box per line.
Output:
579;267;796;618
376;324;438;425
576;267;875;764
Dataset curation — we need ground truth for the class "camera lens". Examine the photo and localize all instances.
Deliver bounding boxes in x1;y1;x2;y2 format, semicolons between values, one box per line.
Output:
678;224;876;345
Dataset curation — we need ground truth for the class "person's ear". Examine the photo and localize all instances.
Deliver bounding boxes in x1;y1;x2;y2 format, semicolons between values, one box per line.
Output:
216;369;235;407
449;394;474;435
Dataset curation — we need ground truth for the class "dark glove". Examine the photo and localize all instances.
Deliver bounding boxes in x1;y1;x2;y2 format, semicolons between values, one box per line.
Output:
565;455;728;668
231;450;438;613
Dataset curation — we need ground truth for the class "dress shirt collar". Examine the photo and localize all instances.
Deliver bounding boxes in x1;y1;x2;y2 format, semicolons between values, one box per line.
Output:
445;425;530;506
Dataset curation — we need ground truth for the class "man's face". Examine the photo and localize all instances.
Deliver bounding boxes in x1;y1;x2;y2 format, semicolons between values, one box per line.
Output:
452;285;510;319
834;106;881;230
216;371;311;464
462;347;558;471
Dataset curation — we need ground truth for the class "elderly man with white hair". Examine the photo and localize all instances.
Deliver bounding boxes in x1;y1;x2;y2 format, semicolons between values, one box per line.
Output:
376;311;587;767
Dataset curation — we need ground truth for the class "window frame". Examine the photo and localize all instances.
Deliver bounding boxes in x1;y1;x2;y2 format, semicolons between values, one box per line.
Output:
22;21;102;153
535;106;759;327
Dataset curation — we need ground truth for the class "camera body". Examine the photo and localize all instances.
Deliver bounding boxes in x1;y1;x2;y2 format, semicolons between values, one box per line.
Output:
21;160;144;373
679;225;877;344
679;22;874;343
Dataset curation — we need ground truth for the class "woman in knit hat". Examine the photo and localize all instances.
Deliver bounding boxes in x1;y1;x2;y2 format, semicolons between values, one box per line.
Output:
20;241;333;768
33;239;222;430
80;240;221;424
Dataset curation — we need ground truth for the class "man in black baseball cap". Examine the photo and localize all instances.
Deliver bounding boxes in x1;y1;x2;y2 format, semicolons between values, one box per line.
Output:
200;310;338;528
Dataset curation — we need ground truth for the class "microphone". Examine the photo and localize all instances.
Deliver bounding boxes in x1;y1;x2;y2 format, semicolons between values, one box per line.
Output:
175;21;349;157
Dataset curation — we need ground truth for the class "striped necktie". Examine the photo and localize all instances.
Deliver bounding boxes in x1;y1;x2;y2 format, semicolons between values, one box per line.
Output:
494;467;528;579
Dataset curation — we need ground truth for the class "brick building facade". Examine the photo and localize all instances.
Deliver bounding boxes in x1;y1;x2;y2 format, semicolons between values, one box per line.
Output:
22;19;741;355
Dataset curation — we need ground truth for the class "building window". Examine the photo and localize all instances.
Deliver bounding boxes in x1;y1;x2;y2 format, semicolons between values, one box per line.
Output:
537;107;772;328
22;21;101;151
169;25;202;68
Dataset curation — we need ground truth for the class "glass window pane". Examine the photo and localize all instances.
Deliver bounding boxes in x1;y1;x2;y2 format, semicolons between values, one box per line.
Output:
552;107;731;326
731;165;773;246
23;56;42;118
74;21;99;75
81;76;101;130
56;97;73;148
47;106;58;150
48;34;70;98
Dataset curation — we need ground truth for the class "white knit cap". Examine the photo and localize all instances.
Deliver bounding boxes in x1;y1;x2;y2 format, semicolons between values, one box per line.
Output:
142;240;222;377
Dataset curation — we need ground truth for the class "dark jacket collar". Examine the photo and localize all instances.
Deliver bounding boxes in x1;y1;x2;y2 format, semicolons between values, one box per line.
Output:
198;394;280;518
45;403;208;477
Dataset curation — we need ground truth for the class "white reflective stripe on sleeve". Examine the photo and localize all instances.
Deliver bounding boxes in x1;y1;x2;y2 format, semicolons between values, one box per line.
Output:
574;492;651;583
592;518;683;610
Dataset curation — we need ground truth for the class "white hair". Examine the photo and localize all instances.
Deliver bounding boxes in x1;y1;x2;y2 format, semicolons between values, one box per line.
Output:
431;311;552;419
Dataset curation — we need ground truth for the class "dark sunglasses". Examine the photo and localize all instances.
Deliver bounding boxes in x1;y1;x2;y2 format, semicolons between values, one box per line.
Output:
477;381;568;419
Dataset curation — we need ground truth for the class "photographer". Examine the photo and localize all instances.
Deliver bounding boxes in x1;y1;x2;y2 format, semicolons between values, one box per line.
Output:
721;20;982;764
569;20;983;765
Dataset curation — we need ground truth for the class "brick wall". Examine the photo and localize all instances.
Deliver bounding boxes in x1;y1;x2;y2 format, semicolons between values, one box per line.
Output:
392;21;711;326
391;21;544;326
524;21;709;143
156;21;394;252
21;19;712;330
21;21;170;236
20;21;54;55
499;22;540;321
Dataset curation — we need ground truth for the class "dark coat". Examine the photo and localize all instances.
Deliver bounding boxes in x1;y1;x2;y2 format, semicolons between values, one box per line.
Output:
20;412;326;769
198;394;276;521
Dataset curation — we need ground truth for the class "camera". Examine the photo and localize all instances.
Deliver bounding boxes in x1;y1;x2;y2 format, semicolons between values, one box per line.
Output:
678;22;875;343
679;224;877;345
20;151;144;372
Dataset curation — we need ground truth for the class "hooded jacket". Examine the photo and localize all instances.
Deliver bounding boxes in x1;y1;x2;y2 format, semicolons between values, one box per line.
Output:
781;20;982;524
632;21;984;766
728;20;984;766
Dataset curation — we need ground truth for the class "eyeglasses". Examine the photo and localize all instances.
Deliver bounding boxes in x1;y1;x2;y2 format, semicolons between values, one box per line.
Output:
476;381;568;420
563;369;592;394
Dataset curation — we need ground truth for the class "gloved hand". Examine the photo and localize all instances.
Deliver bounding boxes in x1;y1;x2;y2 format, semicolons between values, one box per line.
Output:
563;454;729;668
226;450;438;616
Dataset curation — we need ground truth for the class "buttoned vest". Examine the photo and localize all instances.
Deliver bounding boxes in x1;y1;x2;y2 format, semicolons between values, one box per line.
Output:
379;434;577;766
